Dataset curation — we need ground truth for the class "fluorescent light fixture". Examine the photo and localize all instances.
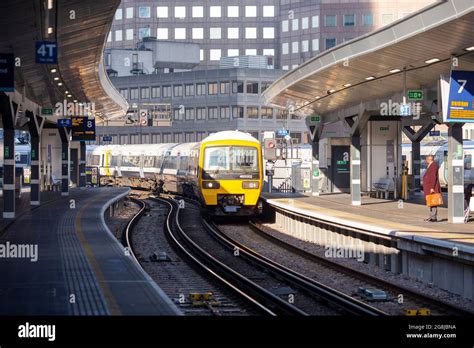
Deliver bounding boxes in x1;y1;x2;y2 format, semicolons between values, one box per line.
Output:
389;68;401;73
65;91;69;94
67;94;72;98
48;0;53;10
48;27;53;34
365;76;375;80
424;58;440;64
343;83;351;87
314;96;320;99
73;100;78;103
464;46;474;51
328;89;336;93
53;77;59;81
57;82;63;86
50;68;57;73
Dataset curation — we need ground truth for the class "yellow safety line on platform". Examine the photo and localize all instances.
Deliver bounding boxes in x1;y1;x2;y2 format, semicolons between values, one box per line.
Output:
75;193;122;315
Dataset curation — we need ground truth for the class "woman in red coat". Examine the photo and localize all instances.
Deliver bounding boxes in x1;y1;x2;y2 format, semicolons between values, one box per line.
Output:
423;155;441;222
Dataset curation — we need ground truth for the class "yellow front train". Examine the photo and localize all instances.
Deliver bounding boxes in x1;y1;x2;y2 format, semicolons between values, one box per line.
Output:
198;131;263;216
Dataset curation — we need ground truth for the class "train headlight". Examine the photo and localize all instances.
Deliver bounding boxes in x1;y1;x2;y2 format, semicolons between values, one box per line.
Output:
203;181;220;189
242;181;259;189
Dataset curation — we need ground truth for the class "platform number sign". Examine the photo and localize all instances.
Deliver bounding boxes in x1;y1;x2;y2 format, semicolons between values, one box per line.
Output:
71;116;96;141
35;41;58;64
446;70;474;123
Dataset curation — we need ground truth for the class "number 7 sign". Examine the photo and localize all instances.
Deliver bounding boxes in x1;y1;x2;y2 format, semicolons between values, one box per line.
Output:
446;70;474;123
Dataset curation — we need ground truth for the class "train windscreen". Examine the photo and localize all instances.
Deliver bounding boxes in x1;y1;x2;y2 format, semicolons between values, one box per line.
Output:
203;146;259;180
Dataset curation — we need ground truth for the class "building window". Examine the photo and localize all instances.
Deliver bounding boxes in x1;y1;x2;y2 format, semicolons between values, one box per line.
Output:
196;83;206;96
325;38;336;49
196;108;206;120
245;49;257;56
276;109;286;119
174;133;183;142
126;7;133;19
173;85;183;97
282;20;289;32
227;49;239;57
140;87;150;99
247;106;259;119
139;6;150;18
290;132;302;144
192;28;204;39
363;14;374;26
312;15;319;28
228;28;239;39
192;6;203;18
263;6;274;17
263;27;275;39
261;107;273;119
282;42;289;55
292;19;299;31
130;88;138;100
151;86;160;98
220;82;230;94
210;28;222;39
162;86;171;98
282;65;289;71
185;132;195;142
232;81;244;94
200;49;204;61
325;15;337;27
302;40;309;52
163;133;171;142
174;6;186;18
210;6;221;18
210;49;221;61
157;28;168;40
232;106;244;118
185;84;195;96
302;17;309;30
245;6;257;17
138;27;150;40
245;27;257;39
157;6;168;18
220;107;230;119
126;29;134;41
115;9;122;20
208;82;218;95
173;108;183;121
246;82;259;94
381;13;393;25
175;28;186;40
292;41;299;54
185;108;195;121
344;14;355;26
263;49;275;56
227;6;239;17
208;107;218;120
119;88;128;99
115;30;122;41
107;32;112;42
312;39;319;51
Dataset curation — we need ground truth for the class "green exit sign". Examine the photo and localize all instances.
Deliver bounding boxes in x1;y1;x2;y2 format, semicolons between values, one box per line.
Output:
308;115;321;125
41;107;54;116
408;90;423;100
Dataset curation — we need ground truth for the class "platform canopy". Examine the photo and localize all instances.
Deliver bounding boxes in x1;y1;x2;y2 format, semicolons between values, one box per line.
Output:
262;0;474;119
0;0;128;125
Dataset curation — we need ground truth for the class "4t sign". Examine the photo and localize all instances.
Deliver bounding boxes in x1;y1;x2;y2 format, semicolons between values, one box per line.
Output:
35;41;58;64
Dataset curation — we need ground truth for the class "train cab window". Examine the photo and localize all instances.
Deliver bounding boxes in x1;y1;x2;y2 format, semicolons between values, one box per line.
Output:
204;147;230;171
232;147;259;173
143;156;155;168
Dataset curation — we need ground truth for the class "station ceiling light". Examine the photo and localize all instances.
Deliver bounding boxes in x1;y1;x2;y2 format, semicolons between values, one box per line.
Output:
328;89;336;94
67;94;72;98
465;46;474;51
389;68;401;73
50;68;57;73
73;100;78;103
365;76;375;80
48;27;53;34
343;83;351;87
53;77;59;81
314;96;320;99
424;58;440;64
57;82;63;86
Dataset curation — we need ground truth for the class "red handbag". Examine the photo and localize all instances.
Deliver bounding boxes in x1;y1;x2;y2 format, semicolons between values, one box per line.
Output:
426;193;443;207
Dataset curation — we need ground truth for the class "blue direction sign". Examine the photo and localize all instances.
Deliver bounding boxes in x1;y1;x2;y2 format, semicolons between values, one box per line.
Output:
399;103;411;116
446;70;474;123
57;119;72;127
103;136;112;142
0;53;14;92
35;41;58;64
276;129;289;137
429;130;440;136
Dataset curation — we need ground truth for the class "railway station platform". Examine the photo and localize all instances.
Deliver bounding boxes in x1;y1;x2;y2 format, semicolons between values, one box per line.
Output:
261;192;474;300
0;187;180;315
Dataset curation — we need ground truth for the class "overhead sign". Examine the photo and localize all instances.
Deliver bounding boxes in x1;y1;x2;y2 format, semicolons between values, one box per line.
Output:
399;103;411;116
407;90;423;100
276;129;289;137
307;115;321;125
0;53;14;92
72;117;96;141
35;41;58;64
57;119;72;127
41;107;54;116
446;70;474;123
429;130;441;136
103;136;112;142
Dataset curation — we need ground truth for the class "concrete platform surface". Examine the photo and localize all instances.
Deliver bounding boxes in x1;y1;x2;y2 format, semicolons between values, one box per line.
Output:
0;187;180;315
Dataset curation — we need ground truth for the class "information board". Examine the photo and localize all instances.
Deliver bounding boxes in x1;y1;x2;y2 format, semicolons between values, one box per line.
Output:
72;117;96;141
446;70;474;123
0;53;14;92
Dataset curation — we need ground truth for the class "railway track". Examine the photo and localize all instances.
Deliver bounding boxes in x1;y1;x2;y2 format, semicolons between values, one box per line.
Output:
240;220;474;316
156;196;386;316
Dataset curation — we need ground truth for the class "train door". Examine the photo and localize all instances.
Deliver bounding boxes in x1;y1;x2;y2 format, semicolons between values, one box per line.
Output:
331;145;350;193
70;148;79;187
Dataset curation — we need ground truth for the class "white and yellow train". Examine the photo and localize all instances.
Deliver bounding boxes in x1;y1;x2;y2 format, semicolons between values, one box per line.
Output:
86;130;263;216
